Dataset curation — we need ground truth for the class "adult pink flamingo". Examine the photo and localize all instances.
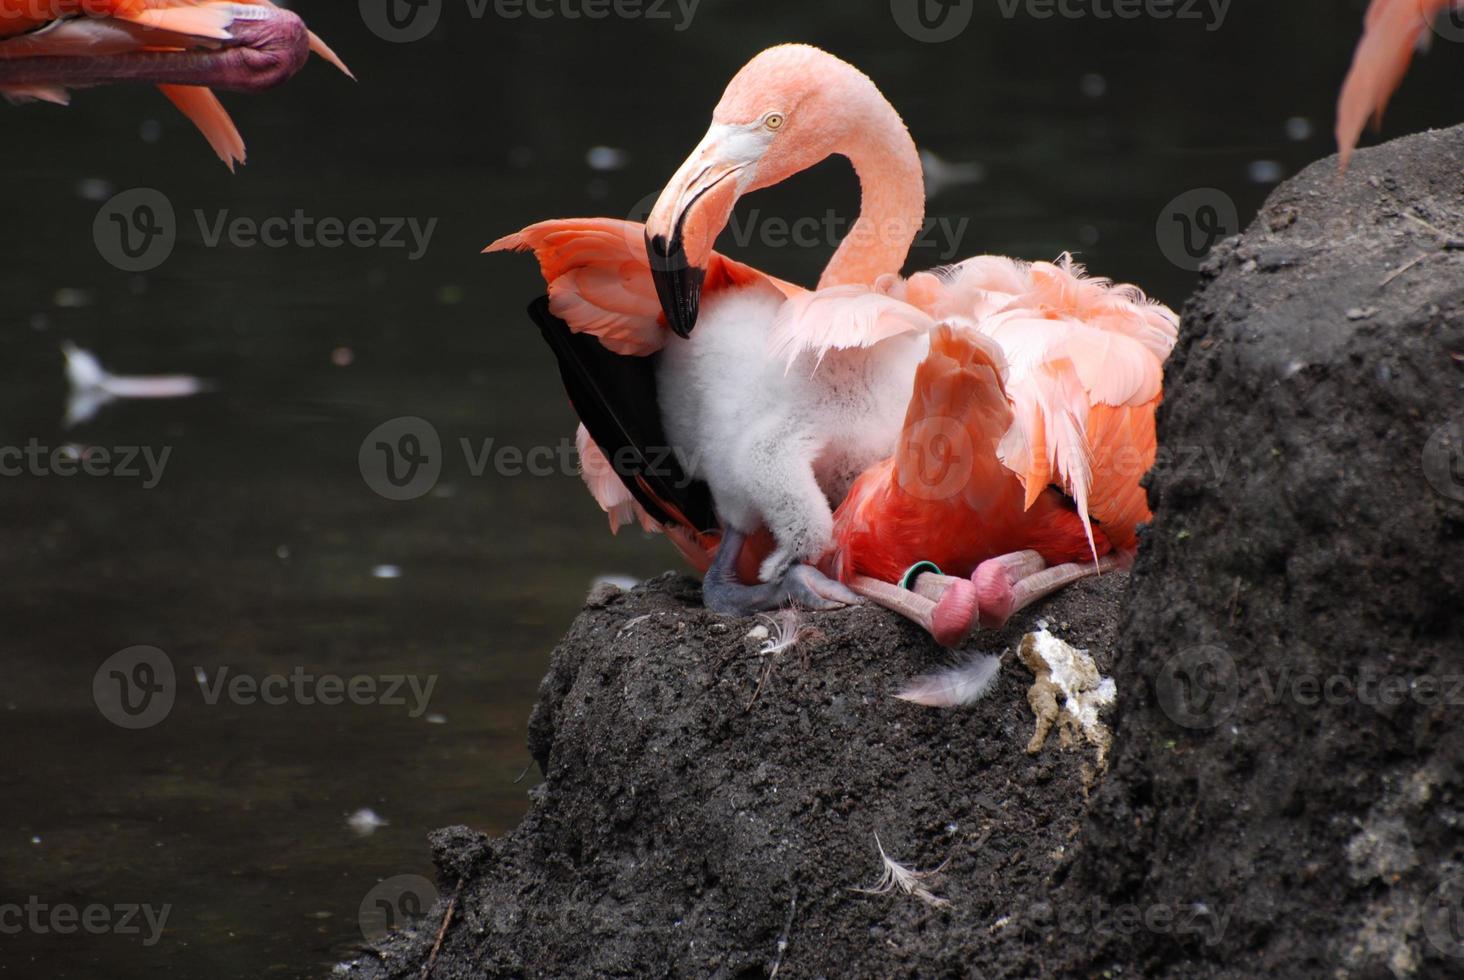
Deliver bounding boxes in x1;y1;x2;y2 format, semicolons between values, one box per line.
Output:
0;1;350;168
1337;0;1459;170
492;45;1177;646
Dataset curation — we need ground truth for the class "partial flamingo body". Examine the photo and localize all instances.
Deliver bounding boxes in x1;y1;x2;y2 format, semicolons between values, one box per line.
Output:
0;0;351;167
1337;0;1458;170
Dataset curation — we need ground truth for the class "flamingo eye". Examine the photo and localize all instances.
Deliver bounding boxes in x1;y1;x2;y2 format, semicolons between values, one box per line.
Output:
763;112;785;131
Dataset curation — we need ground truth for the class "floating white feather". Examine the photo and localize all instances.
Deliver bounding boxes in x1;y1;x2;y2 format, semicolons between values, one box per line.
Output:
757;609;806;655
895;653;1002;708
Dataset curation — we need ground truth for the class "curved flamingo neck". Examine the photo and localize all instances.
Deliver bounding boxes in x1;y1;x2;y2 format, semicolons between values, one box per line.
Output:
817;96;925;289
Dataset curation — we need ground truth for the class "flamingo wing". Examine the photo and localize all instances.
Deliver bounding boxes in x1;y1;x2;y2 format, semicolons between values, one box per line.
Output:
764;279;936;368
494;220;798;567
576;423;659;535
828;325;1105;583
1337;0;1456;171
933;255;1178;556
489;217;800;356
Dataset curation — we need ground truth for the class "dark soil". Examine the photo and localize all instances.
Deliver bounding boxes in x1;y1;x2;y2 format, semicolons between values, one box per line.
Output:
342;569;1130;979
1067;125;1464;978
338;124;1464;979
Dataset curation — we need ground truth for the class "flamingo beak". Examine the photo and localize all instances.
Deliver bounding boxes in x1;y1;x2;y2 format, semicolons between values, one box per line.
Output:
644;128;747;338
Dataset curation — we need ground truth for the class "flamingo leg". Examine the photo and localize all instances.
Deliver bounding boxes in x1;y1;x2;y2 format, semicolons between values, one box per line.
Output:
703;528;862;615
0;8;309;92
972;552;1124;630
848;573;978;649
851;549;1124;643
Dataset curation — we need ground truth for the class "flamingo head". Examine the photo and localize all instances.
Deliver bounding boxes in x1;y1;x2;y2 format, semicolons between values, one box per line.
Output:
644;44;885;337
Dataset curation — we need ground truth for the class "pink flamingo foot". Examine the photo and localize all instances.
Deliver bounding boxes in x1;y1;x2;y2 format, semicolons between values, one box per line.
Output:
972;551;1123;629
847;567;979;648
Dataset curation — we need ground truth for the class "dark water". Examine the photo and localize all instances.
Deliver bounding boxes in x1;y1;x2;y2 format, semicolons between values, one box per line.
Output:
0;1;1456;976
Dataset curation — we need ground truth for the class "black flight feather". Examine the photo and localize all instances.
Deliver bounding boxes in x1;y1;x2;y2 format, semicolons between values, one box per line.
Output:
527;296;717;534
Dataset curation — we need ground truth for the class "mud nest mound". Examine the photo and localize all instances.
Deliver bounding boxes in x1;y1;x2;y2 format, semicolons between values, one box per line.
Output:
341;124;1463;979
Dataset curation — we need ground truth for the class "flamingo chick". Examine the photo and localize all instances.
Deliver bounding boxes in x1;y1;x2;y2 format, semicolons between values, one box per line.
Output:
0;1;351;168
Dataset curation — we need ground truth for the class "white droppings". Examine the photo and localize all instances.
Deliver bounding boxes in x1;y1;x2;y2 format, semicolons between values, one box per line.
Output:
1019;630;1116;764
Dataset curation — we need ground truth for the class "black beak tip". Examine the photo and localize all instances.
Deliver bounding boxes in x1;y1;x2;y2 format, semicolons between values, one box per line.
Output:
646;231;704;339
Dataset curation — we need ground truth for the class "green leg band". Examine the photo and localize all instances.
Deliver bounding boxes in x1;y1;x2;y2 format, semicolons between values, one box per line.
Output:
899;561;943;591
